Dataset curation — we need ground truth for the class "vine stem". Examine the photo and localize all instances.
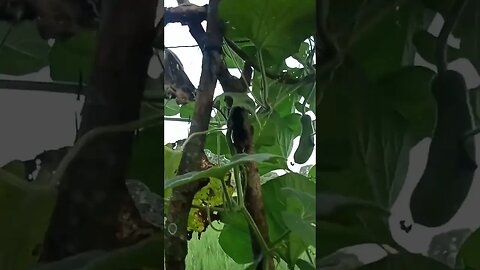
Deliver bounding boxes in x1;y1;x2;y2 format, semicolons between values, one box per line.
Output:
257;50;270;111
178;127;226;151
51;114;163;187
436;0;469;73
301;81;316;114
0;23;13;49
240;206;271;256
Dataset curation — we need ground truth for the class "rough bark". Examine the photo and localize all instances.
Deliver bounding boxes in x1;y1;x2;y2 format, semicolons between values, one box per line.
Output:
39;0;158;261
164;1;223;269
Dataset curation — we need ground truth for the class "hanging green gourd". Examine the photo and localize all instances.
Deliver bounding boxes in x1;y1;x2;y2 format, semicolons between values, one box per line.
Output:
294;114;315;164
409;0;476;227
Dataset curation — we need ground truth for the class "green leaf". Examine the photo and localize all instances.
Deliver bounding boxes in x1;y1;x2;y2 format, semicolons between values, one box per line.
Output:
251;71;307;116
318;252;363;269
205;131;231;157
164;153;282;189
280;188;315;247
358;253;452;269
318;64;414;208
219;0;315;66
317;221;371;258
0;168;56;270
458;227;480;269
253;112;300;174
218;210;254;264
31;251;106;270
1;160;26;179
164;99;181;116
49;31;96;82
127;125;163;194
179;102;195;119
261;173;315;266
349;1;424;80
84;235;163;269
281;211;315;247
378;66;436;140
295;259;315;270
318;193;389;224
0;22;49;75
308;165;316;180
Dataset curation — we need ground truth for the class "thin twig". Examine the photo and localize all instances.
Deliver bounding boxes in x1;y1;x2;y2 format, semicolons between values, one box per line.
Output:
436;0;469;73
51;114;163;187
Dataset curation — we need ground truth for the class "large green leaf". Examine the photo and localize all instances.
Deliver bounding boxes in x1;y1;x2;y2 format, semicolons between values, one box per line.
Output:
49;31;96;82
317;63;428;208
218;210;254;264
219;0;315;67
358;253;453;269
317;222;372;258
253;111;300;174
0;22;50;75
213;174;315;266
261;173;315;266
349;1;424;80
0;168;56;270
318;193;389;225
377;66;436;140
164;153;282;189
251;71;306;117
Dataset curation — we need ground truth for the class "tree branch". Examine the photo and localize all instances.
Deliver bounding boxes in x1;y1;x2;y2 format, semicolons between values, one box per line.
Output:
164;0;223;269
0;80;163;102
164;4;207;25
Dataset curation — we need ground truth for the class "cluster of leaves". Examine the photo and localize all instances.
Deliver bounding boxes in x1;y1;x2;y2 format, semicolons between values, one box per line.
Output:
161;0;317;268
0;0;315;270
317;0;480;269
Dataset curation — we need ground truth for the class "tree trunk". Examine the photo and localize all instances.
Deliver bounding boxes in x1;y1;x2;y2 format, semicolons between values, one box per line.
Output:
40;0;158;261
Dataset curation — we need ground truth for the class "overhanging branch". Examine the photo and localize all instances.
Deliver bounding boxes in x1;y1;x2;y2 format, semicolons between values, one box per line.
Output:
164;4;207;25
0;80;163;102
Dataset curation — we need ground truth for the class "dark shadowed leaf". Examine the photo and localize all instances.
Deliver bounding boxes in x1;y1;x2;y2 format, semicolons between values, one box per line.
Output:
0;22;49;75
49;31;96;82
358;252;452;269
219;0;315;67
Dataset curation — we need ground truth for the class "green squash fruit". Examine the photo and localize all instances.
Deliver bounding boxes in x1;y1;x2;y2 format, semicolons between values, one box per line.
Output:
294;114;315;164
410;70;477;227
